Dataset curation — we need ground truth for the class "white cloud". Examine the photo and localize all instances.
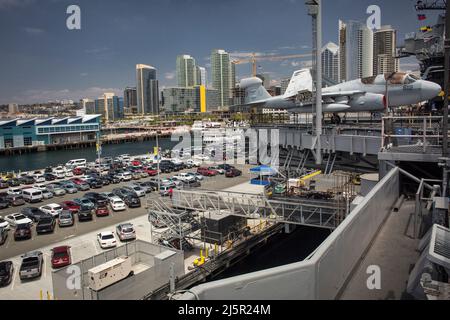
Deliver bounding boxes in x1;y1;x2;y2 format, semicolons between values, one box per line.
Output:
10;87;123;104
165;72;175;80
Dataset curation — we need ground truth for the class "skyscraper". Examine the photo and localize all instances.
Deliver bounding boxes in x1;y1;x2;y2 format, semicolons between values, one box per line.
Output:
211;49;234;107
79;99;95;115
176;55;197;87
373;25;399;75
339;20;373;81
123;87;137;113
321;42;340;83
136;64;159;115
94;93;124;122
196;66;207;87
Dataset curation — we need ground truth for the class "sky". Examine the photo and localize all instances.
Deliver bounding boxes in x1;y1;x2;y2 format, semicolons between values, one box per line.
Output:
0;0;442;104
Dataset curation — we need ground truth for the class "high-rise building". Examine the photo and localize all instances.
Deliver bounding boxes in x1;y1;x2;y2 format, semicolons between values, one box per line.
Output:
211;49;234;107
176;55;197;87
280;78;290;95
8;103;19;115
136;64;159;115
162;86;219;114
94;93;124;122
339;20;373;81
373;25;399;75
321;42;340;83
196;66;207;87
79;99;95;115
123;87;137;113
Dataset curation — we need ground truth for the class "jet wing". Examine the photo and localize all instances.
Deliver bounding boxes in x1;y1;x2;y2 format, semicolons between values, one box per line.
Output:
322;90;366;98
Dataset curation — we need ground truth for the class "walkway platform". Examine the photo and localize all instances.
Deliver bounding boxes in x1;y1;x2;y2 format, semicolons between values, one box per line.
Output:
339;200;420;300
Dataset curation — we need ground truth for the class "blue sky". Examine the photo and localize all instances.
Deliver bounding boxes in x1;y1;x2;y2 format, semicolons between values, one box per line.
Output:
0;0;441;104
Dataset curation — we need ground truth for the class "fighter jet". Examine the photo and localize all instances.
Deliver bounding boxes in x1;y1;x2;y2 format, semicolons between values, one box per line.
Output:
233;69;442;114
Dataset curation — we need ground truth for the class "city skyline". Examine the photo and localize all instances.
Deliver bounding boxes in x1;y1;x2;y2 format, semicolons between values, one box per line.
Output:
0;0;439;104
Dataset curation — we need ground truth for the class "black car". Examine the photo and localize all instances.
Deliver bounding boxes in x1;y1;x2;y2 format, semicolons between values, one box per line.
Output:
218;164;235;171
14;223;32;241
36;216;56;234
84;192;109;207
123;195;141;208
98;177;110;186
21;207;50;222
0;197;9;210
78;205;93;222
103;174;120;184
0;227;8;245
88;178;103;189
0;261;14;287
43;173;56;181
7;178;21;187
44;166;53;173
19;176;35;185
172;163;184;171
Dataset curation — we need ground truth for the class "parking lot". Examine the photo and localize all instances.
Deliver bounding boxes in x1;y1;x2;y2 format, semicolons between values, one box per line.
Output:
0;163;253;299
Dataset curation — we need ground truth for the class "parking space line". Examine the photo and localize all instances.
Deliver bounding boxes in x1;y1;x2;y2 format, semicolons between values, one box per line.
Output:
92;239;100;254
10;264;18;291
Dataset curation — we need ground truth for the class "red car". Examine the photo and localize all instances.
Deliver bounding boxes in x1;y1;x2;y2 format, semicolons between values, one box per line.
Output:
72;167;84;175
197;167;218;176
71;178;85;185
95;205;110;217
61;201;81;213
143;167;158;176
51;246;72;268
131;160;142;166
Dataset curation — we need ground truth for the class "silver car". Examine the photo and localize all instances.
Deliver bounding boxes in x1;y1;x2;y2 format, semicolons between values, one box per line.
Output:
116;223;136;241
42;190;54;200
46;184;66;197
58;211;74;227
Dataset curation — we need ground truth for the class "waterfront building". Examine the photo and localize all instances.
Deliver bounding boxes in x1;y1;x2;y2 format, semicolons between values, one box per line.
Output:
136;64;160;115
280;78;290;95
373;25;399;75
123;87;138;113
93;93;124;122
0;115;101;150
79;99;95;115
321;42;340;83
162;86;219;114
211;49;235;107
8;103;19;115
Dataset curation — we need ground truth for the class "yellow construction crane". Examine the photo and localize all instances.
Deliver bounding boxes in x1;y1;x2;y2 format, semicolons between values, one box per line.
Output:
232;52;312;77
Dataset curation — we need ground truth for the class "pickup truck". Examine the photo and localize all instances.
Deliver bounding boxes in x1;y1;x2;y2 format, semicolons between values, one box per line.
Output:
19;251;43;280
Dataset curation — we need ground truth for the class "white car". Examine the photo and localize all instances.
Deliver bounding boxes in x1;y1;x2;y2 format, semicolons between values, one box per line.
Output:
39;203;63;217
64;170;74;178
53;167;66;179
97;231;117;249
110;198;126;212
33;183;47;191
173;173;195;183
116;172;132;182
4;213;33;227
7;188;22;196
33;174;46;183
186;159;201;167
0;216;10;231
125;185;146;197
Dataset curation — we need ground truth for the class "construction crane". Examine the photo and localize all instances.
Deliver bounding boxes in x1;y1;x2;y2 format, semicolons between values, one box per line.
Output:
232;52;312;77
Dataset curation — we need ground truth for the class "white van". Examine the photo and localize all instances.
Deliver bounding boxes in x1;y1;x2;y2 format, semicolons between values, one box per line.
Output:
22;188;43;203
65;159;87;169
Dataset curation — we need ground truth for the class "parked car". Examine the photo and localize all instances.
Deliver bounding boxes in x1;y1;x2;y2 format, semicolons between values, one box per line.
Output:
19;251;43;280
42;190;54;200
97;231;117;249
0;261;14;287
73;198;95;210
110;197;126;212
123;195;141;208
0;197;9;210
4;213;32;227
116;223;136;242
51;246;72;269
197;167;218;176
104;174;120;184
43;173;57;181
84;192;109;207
6;194;25;206
95;205;110;217
143;167;158;176
14;223;32;241
0;180;9;189
21;207;49;222
136;181;153;193
72;167;84;176
186;172;204;181
208;166;225;174
7;187;22;196
116;172;132;182
61;201;81;214
7;178;21;187
58;210;74;227
225;168;242;178
183;179;201;188
0;216;10;230
45;184;66;196
39;203;63;217
77;205;93;222
0;227;8;245
19;175;35;185
58;182;78;194
218;164;235;171
124;185;146;197
87;178;103;189
159;185;172;197
36;216;56;234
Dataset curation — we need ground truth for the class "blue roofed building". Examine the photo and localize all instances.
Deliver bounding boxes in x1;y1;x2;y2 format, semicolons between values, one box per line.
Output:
0;115;101;150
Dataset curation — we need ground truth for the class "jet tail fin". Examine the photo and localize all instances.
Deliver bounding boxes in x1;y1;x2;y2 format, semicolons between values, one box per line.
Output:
283;69;314;98
239;77;272;104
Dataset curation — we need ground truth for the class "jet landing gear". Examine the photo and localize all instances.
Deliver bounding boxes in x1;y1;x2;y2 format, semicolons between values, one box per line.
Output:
331;113;341;125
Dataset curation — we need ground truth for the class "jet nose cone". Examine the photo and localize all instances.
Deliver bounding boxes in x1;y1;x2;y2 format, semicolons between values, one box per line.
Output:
422;81;442;100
